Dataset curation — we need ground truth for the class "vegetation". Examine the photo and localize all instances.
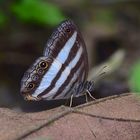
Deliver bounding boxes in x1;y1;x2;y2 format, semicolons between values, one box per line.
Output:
0;0;65;28
130;61;140;94
0;10;6;28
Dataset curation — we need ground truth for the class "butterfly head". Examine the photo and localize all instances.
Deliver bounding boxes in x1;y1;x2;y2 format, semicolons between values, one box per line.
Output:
20;57;52;101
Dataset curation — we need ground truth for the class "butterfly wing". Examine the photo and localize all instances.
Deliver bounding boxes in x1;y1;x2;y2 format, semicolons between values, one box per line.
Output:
40;20;89;99
44;20;88;69
20;20;89;101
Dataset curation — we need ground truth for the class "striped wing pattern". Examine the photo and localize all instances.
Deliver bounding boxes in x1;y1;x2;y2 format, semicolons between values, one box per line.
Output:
20;20;91;101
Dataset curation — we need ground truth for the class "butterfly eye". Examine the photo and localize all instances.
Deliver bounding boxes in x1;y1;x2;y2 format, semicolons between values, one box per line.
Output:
39;61;48;69
27;83;35;90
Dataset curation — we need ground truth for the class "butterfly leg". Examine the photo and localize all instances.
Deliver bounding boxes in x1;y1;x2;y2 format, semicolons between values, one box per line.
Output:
73;81;95;103
84;81;96;101
86;89;96;101
69;94;74;107
84;92;88;103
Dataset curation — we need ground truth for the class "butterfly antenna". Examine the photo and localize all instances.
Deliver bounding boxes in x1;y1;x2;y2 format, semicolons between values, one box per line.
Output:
97;65;107;75
91;65;107;82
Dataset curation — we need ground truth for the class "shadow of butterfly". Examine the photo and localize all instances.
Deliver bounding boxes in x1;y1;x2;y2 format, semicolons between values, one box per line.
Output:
20;20;94;102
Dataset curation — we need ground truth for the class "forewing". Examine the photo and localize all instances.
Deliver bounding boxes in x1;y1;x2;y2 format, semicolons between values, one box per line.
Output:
41;20;89;99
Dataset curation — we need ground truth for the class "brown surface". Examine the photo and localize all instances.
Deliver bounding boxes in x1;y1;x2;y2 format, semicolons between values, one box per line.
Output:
0;93;140;140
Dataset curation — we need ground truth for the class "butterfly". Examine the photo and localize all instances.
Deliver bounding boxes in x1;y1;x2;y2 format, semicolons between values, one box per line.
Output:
20;20;94;101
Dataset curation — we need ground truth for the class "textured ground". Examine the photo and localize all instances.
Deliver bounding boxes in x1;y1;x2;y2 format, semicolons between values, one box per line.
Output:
0;93;140;140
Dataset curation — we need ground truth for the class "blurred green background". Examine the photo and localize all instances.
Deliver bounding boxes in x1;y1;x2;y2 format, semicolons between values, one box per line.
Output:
0;0;140;110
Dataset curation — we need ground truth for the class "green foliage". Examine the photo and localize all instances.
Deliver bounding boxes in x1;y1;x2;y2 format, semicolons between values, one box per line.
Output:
11;0;65;26
0;0;4;4
0;11;6;28
129;61;140;95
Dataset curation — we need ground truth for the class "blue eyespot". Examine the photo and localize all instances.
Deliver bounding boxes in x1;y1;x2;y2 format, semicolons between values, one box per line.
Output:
32;74;39;81
37;68;44;75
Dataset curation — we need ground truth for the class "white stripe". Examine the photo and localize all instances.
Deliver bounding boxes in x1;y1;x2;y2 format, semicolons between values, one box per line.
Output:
56;32;77;64
32;31;77;97
55;63;84;99
33;59;62;96
42;46;83;99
